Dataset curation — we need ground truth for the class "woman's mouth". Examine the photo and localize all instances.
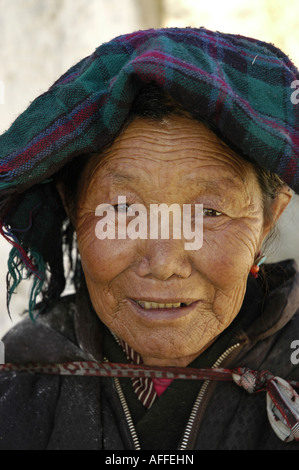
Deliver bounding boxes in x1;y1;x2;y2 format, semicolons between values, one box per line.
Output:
135;300;193;309
129;298;200;322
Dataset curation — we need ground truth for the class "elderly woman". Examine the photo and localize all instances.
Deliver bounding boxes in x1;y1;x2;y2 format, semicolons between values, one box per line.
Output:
0;27;298;451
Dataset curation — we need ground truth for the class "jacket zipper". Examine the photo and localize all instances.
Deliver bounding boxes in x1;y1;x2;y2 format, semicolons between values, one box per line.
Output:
113;342;241;451
178;342;241;450
114;376;142;450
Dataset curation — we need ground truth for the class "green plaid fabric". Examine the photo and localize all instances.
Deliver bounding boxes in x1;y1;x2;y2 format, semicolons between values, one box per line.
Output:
0;27;299;204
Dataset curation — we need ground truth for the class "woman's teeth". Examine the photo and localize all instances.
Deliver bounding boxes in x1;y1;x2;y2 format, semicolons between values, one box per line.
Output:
136;301;192;309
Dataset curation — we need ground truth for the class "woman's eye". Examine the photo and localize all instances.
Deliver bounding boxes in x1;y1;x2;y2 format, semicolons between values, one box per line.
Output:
113;203;131;213
203;208;222;217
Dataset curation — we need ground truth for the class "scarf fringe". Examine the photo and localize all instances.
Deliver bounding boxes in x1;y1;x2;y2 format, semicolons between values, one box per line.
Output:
3;233;46;321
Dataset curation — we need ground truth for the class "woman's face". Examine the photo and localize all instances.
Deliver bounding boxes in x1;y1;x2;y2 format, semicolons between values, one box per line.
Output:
75;116;271;367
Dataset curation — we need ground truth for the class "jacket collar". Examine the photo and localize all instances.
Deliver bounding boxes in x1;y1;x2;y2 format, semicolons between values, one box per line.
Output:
244;259;299;342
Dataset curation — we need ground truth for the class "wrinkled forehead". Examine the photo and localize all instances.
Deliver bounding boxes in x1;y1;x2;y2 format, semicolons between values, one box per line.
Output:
81;116;257;194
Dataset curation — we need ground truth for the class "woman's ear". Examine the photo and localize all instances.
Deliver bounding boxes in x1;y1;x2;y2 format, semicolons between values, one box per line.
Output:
56;181;68;213
261;184;293;239
56;181;76;226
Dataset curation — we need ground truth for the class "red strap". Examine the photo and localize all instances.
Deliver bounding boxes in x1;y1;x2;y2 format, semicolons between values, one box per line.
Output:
0;361;298;386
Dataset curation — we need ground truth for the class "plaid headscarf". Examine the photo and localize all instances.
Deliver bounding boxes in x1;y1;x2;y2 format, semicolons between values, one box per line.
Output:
0;27;298;317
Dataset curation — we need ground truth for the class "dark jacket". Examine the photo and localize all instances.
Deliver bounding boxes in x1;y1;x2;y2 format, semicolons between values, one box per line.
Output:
0;260;299;450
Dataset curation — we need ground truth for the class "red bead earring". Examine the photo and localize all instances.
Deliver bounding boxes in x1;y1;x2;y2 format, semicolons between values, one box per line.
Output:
250;253;267;279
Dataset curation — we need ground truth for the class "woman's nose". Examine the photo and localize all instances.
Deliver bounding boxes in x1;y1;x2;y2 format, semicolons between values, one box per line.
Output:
134;239;192;280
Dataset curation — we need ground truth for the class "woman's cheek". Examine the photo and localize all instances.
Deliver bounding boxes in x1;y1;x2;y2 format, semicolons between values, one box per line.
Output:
198;223;258;287
78;228;138;282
